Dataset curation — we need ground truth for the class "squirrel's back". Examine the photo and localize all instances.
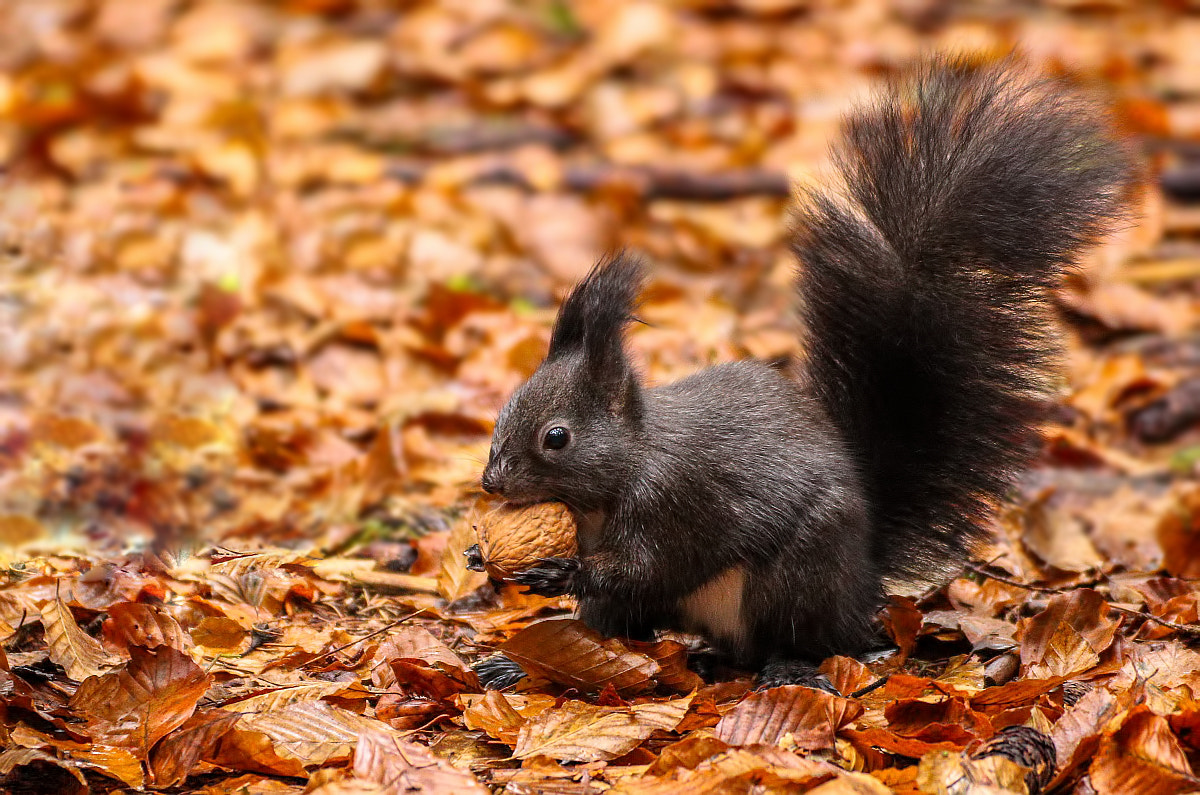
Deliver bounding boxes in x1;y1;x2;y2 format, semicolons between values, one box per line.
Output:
792;57;1134;584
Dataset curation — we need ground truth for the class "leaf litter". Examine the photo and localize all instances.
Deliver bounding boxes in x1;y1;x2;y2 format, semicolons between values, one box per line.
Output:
3;0;1200;793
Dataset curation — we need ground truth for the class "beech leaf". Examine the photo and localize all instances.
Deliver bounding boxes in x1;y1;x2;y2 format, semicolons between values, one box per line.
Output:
353;727;489;794
513;696;692;762
714;685;863;750
69;645;212;758
499;618;660;695
41;596;121;681
238;700;384;766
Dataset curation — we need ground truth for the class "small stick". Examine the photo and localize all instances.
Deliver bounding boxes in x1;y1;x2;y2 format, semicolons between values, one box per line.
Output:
301;609;426;668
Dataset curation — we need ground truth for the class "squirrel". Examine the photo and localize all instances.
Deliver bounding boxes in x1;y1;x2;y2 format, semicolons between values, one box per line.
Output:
478;57;1133;688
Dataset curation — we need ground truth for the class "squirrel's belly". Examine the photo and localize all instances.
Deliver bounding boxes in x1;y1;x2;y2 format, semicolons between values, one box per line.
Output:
678;566;748;650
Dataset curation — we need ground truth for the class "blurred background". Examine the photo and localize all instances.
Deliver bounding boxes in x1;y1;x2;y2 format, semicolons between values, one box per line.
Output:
0;0;1194;567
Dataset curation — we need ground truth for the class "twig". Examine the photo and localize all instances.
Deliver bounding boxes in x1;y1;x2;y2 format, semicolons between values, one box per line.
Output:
1107;604;1200;637
384;161;791;202
971;564;1200;638
301;609;425;668
966;563;1063;594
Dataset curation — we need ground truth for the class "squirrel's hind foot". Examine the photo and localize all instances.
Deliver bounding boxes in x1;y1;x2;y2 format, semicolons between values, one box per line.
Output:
757;658;839;694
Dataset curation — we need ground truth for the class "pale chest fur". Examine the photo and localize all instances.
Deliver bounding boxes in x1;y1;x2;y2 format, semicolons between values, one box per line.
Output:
677;566;748;651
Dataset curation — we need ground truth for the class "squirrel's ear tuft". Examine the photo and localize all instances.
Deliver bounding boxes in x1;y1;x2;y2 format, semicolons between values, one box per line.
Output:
548;252;646;365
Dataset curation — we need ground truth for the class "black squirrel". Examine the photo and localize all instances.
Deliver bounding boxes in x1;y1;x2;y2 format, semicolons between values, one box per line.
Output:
478;58;1133;687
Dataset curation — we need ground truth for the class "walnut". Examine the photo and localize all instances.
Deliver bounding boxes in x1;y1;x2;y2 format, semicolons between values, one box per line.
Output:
474;501;578;580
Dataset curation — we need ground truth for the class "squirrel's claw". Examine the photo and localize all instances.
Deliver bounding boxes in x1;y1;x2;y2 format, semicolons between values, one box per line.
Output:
473;653;528;690
513;557;579;597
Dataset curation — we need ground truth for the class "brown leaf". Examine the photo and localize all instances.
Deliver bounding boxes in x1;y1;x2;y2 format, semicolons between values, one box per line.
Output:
149;709;241;788
380;625;468;671
69;645;212;758
207;725;308;778
1025;622;1101;679
645;735;730;775
0;748;87;790
191;616;248;651
714;685;862;750
8;724;144;789
1090;706;1199;794
884;697;991;745
916;747;1032;795
513;696;692;763
613;747;842;794
221;680;370;712
627;637;704;693
438;508;488;602
104;601;191;652
1021;501;1104;572
881;596;922;660
1048;685;1128;791
818;656;876;696
841;727;967;758
498;618;660;696
238;700;384;767
1018;589;1119;677
67;744;145;789
353;727;489;794
460;689;527;745
41;596;121;680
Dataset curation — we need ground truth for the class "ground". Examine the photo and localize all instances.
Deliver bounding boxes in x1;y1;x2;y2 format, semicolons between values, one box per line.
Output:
1;1;1200;793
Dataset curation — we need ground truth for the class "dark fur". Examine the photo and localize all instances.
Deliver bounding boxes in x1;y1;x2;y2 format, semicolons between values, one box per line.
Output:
481;58;1133;676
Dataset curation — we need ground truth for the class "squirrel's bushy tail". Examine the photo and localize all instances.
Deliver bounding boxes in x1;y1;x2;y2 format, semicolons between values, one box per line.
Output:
793;57;1134;582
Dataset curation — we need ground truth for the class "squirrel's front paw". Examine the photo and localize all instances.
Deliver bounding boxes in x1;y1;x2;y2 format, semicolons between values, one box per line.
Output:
513;557;579;597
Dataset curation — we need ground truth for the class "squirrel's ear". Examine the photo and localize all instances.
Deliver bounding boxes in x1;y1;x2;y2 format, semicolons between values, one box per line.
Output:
548;253;645;408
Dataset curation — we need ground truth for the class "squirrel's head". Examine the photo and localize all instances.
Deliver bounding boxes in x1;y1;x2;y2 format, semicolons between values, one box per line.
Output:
482;254;646;510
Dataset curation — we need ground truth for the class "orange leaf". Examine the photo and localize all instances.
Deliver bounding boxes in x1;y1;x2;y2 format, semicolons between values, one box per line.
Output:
353;727;489;794
70;645;212;758
714;685;862;750
1090;706;1198;794
149;709;241;788
513;696;692;762
41;596;121;681
498;617;659;696
104;601;191;653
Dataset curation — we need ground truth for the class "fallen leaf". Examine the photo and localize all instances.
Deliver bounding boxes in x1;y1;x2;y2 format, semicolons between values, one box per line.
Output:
70;645;212;758
513;696;692;762
715;685;863;750
41;596;122;681
353;727;489;794
499;618;660;695
1090;706;1198;794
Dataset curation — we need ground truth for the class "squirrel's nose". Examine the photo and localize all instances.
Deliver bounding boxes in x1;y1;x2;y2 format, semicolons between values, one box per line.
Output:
481;466;503;495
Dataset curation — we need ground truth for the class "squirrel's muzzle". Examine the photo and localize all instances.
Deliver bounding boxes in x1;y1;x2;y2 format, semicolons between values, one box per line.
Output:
481;462;503;495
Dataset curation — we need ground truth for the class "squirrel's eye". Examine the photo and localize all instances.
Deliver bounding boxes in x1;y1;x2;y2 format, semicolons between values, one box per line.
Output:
543;426;570;450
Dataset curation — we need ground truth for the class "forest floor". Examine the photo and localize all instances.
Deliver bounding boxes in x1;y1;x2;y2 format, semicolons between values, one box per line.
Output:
2;1;1200;793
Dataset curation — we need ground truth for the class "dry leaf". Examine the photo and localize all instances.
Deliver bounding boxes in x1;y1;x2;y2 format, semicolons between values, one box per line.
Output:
70;645;212;758
499;618;661;695
1090;707;1198;794
41;596;122;681
353;727;489;794
513;696;691;763
715;685;863;750
238;700;383;767
149;709;242;788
